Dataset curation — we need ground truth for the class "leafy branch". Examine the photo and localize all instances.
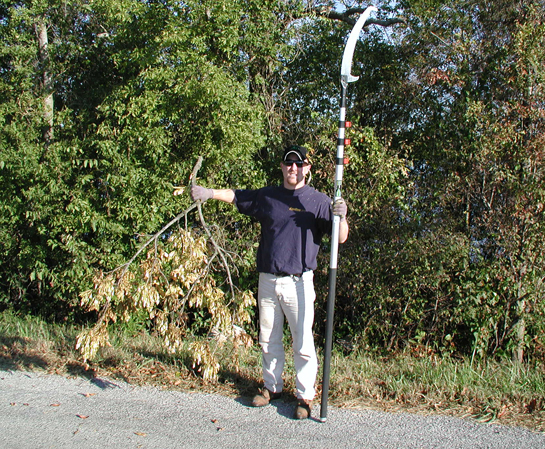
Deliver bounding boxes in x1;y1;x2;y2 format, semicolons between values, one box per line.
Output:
76;157;255;381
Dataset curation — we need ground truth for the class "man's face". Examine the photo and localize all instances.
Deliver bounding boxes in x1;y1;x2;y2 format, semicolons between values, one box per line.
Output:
281;156;311;190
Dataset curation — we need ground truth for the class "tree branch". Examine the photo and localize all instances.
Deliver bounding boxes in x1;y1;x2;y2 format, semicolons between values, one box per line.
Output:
91;156;230;329
191;156;236;304
317;7;406;28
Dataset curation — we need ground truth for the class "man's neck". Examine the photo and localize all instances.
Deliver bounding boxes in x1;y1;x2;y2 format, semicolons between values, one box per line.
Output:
283;181;306;190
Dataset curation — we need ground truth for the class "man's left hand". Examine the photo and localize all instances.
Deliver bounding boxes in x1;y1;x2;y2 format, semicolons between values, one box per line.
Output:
333;198;348;220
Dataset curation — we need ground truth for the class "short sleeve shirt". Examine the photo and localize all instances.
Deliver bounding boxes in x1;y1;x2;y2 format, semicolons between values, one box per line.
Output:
234;184;333;274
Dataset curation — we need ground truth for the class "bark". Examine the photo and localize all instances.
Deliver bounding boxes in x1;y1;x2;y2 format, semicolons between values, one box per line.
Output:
35;18;54;145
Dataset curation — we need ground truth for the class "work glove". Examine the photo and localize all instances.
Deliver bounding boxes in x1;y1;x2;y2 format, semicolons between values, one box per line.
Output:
332;198;348;220
191;185;214;203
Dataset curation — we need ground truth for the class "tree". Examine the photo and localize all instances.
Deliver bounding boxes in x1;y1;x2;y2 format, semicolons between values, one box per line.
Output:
0;0;267;317
334;0;545;358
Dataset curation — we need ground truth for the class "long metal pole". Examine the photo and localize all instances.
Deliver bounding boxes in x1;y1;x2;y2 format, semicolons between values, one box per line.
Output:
320;6;377;423
320;82;347;422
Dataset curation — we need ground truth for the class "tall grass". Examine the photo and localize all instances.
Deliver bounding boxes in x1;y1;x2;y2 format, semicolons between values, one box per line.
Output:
325;348;544;430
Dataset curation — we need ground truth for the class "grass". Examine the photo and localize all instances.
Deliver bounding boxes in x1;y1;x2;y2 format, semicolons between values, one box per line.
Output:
1;310;544;432
327;350;545;430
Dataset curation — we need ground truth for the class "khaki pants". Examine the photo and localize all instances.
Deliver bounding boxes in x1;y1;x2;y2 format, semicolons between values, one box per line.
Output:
257;271;317;401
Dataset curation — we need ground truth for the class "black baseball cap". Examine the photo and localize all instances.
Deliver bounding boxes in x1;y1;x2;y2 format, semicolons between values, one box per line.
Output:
282;145;309;162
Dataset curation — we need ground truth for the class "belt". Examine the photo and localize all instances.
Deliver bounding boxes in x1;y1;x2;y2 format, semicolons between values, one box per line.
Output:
271;270;311;278
272;272;302;277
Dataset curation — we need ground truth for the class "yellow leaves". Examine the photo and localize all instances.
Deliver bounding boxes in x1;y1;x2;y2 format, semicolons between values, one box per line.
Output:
76;228;256;381
162;322;184;354
235;291;256;324
154;312;169;336
134;283;160;311
189;281;220;309
171;266;199;288
79;289;100;312
235;330;254;349
75;322;110;362
79;271;122;312
190;341;220;382
117;271;135;299
95;273;115;299
164;284;184;298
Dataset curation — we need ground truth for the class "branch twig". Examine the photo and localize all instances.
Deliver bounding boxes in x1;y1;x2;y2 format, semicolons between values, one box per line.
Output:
191;157;236;303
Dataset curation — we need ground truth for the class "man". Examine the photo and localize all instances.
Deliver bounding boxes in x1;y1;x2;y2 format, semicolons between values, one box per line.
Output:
190;145;349;419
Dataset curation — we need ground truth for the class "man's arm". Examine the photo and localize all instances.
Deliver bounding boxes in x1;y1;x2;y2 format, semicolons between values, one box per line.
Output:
339;218;349;243
190;185;235;204
211;189;235;204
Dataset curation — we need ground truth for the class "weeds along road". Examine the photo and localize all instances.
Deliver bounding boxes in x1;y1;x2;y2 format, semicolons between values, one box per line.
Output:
1;369;544;449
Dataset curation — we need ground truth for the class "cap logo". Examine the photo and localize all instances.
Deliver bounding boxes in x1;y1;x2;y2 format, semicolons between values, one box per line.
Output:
284;150;303;161
282;145;309;162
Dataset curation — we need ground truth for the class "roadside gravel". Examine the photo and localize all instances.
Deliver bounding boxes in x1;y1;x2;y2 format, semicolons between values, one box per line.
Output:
1;369;544;449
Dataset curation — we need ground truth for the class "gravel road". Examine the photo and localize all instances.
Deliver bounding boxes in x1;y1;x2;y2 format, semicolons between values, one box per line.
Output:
1;369;544;449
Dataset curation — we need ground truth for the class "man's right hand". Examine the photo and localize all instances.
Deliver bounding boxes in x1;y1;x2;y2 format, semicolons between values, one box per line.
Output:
190;185;214;202
332;198;348;220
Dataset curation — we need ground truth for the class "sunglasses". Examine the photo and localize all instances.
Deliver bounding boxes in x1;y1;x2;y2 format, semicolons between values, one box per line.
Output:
282;160;308;167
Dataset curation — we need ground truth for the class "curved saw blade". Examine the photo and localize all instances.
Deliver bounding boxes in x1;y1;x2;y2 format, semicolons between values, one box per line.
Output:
340;6;378;85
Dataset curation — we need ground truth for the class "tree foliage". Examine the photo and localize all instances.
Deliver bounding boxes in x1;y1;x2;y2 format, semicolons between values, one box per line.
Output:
321;0;545;361
0;0;267;317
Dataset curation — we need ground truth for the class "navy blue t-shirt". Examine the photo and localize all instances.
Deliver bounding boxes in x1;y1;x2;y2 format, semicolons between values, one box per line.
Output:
234;184;333;275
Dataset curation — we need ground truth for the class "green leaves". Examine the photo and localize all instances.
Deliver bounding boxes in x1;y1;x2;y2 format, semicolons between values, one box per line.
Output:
0;0;267;315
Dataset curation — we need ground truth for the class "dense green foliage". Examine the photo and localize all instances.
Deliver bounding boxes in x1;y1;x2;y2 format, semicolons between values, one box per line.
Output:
1;0;544;363
327;0;545;362
0;0;268;317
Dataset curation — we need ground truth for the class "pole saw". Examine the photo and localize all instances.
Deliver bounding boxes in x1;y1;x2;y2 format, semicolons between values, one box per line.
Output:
320;5;378;423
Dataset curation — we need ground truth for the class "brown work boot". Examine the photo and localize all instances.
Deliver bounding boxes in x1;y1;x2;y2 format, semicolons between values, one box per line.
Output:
294;399;312;419
251;388;282;407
